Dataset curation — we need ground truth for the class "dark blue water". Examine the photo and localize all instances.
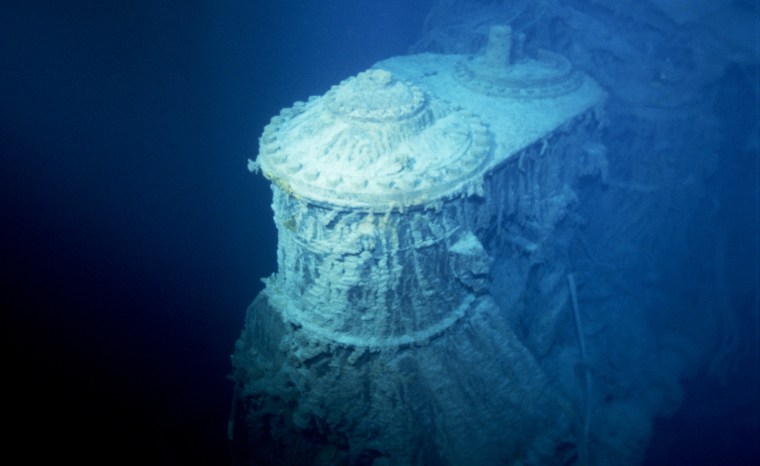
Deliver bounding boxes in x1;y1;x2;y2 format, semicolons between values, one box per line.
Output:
1;1;430;464
1;1;757;464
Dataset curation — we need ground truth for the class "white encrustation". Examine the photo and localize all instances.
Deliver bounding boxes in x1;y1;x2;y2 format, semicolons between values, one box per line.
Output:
232;25;607;465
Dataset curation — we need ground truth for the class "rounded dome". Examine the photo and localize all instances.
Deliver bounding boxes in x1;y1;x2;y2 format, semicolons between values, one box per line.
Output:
256;69;493;209
454;50;583;99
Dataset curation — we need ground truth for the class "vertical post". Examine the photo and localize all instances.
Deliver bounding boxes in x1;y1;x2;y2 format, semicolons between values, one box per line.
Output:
485;25;512;69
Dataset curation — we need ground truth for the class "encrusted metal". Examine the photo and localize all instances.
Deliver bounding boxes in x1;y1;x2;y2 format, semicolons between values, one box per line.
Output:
233;25;608;465
255;69;493;211
453;25;583;99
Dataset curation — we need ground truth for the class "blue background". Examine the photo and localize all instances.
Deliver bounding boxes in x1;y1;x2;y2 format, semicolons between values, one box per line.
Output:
1;1;430;463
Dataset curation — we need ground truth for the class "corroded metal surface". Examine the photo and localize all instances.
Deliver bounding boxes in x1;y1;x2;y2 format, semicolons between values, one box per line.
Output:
454;49;584;99
254;69;493;210
233;27;608;465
